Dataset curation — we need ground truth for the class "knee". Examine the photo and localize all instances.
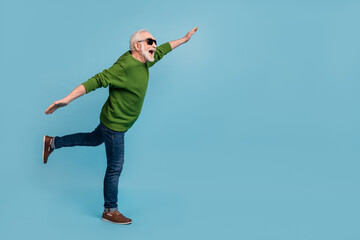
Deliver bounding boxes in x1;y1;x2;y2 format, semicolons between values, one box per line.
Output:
93;138;104;146
106;164;123;176
85;131;103;146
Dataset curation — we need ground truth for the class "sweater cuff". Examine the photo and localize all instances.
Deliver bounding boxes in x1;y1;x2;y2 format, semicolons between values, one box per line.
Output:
81;81;92;94
164;42;172;53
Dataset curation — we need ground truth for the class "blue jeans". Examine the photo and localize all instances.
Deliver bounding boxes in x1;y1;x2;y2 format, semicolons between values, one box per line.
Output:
54;122;125;209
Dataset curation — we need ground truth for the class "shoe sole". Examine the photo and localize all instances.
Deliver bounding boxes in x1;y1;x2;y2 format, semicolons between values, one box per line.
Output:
102;217;132;225
42;135;46;164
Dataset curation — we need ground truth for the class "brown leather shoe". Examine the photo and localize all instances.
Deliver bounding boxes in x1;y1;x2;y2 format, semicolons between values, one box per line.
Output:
42;135;54;164
102;210;132;225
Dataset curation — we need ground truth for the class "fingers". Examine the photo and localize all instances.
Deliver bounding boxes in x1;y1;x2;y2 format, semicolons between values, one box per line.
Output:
47;107;57;114
45;106;54;114
45;103;58;114
190;27;198;34
45;104;53;114
187;27;198;38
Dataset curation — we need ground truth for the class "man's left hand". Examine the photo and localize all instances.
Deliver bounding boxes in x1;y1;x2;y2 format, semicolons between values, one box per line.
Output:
184;27;198;42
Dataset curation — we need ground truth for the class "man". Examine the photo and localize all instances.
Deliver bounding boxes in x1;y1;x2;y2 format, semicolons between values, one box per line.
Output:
43;27;198;225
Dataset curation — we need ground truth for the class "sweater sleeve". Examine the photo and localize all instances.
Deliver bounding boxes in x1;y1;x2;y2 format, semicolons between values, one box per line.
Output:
82;63;126;93
146;42;172;68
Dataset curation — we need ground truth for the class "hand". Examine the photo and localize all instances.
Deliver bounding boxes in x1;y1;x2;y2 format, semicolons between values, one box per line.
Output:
184;27;198;42
45;99;68;114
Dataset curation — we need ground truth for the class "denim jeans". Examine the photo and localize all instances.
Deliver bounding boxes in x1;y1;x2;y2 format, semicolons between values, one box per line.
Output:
54;122;125;209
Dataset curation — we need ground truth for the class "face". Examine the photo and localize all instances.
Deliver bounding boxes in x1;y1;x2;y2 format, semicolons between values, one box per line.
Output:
138;32;157;62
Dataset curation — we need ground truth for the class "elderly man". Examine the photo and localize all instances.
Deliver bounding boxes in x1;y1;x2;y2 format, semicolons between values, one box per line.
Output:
43;27;198;224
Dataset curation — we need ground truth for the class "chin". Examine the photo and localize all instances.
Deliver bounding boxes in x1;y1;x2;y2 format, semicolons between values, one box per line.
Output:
145;54;155;62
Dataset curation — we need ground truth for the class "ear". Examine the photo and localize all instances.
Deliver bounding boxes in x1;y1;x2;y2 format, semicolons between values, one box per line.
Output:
134;42;141;51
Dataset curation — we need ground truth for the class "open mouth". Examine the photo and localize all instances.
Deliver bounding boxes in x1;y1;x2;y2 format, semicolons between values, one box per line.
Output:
149;50;155;55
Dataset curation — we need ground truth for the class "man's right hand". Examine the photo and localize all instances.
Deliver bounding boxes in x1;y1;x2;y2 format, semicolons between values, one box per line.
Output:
45;99;68;114
44;84;86;115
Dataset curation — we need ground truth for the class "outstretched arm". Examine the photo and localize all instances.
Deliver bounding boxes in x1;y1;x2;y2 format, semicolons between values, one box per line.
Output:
45;84;86;114
169;27;198;50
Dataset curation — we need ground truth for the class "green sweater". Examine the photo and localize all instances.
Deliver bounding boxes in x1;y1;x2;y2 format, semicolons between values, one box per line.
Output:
82;42;172;132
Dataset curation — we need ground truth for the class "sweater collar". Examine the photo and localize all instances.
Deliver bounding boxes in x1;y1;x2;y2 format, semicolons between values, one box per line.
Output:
127;51;146;65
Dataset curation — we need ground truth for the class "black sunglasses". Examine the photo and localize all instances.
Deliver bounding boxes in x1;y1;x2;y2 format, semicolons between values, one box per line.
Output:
138;38;157;46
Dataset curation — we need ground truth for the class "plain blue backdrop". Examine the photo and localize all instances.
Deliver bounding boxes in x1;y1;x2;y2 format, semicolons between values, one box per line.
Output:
1;0;360;239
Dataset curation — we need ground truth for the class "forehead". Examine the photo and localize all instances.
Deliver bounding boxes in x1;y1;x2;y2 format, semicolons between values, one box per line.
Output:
140;31;155;40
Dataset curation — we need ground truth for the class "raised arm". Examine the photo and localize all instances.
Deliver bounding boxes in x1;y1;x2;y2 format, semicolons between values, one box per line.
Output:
45;84;86;114
169;27;198;50
45;63;125;115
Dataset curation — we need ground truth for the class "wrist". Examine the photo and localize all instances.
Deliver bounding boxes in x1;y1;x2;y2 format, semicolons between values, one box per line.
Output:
62;97;71;105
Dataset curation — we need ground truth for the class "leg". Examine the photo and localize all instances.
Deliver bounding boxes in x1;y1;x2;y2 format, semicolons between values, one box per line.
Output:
102;124;125;209
43;123;104;163
54;123;104;149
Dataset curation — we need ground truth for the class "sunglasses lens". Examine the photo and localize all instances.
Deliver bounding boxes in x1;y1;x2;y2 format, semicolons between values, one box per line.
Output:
147;39;156;45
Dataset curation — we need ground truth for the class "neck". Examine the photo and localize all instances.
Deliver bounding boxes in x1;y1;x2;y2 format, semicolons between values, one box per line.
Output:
131;51;146;63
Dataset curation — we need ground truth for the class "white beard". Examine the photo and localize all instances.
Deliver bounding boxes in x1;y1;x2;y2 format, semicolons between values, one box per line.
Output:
141;44;155;62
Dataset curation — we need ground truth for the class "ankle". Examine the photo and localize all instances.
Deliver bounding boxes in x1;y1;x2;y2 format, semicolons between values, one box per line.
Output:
105;207;118;213
50;137;56;149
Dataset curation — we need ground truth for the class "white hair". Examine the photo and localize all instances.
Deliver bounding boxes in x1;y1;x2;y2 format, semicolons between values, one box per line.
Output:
129;29;148;51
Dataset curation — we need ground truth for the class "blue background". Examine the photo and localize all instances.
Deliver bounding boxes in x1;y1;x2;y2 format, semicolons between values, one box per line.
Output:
1;0;360;239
